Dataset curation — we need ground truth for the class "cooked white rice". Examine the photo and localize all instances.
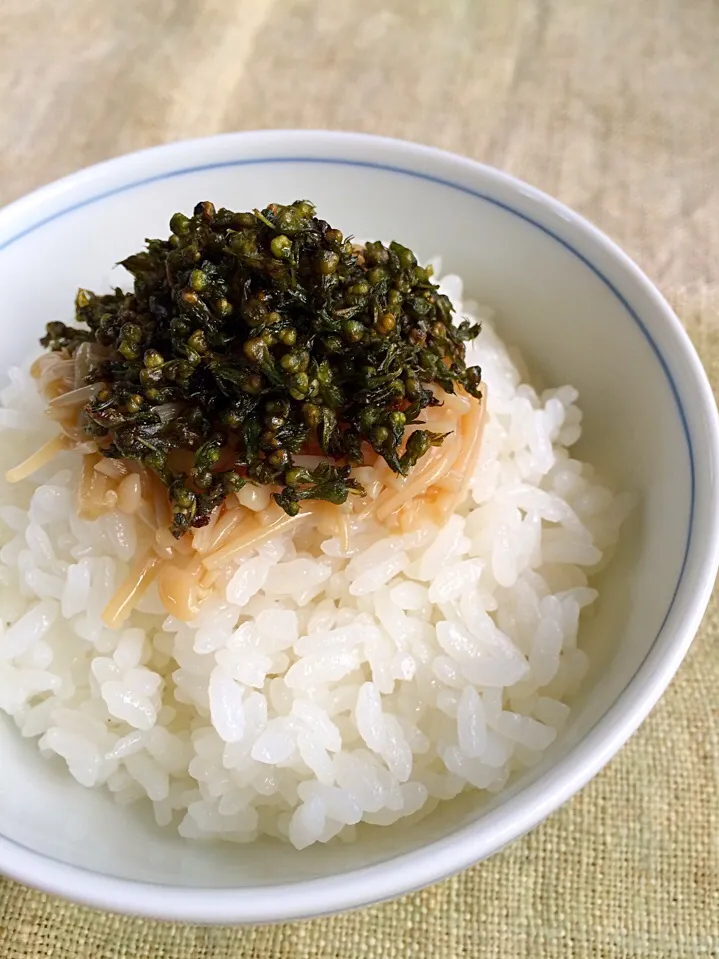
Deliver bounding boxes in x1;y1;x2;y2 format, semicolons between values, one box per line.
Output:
0;272;631;849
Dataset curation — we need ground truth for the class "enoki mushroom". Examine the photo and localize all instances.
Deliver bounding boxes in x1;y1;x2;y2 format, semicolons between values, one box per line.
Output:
5;377;486;627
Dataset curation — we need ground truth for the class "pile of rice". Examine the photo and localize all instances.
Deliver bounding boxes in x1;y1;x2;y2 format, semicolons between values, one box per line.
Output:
0;272;631;849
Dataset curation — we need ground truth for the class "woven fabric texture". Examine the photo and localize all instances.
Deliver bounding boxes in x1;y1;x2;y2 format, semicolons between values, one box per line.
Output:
0;1;717;956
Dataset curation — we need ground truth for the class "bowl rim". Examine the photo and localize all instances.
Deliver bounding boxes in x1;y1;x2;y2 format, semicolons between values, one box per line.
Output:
0;129;717;923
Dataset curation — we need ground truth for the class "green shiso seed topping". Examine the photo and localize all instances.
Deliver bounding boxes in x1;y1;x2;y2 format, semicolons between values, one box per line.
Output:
41;200;482;537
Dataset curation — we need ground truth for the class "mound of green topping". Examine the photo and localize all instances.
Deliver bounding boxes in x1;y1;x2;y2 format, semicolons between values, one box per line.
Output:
41;200;482;536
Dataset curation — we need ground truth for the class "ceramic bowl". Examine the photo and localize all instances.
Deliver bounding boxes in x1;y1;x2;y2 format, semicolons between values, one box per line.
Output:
0;131;717;923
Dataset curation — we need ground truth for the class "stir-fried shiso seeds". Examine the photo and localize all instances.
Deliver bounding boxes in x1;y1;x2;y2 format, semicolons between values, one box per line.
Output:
41;201;482;537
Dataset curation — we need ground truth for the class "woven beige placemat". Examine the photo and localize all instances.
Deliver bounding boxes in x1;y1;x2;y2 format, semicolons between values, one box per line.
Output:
0;1;717;956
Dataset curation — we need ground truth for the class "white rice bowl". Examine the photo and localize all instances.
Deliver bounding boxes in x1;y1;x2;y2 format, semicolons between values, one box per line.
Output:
0;270;632;850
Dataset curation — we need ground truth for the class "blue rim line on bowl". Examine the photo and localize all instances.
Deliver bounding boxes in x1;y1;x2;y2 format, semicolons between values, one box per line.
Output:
0;141;704;922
